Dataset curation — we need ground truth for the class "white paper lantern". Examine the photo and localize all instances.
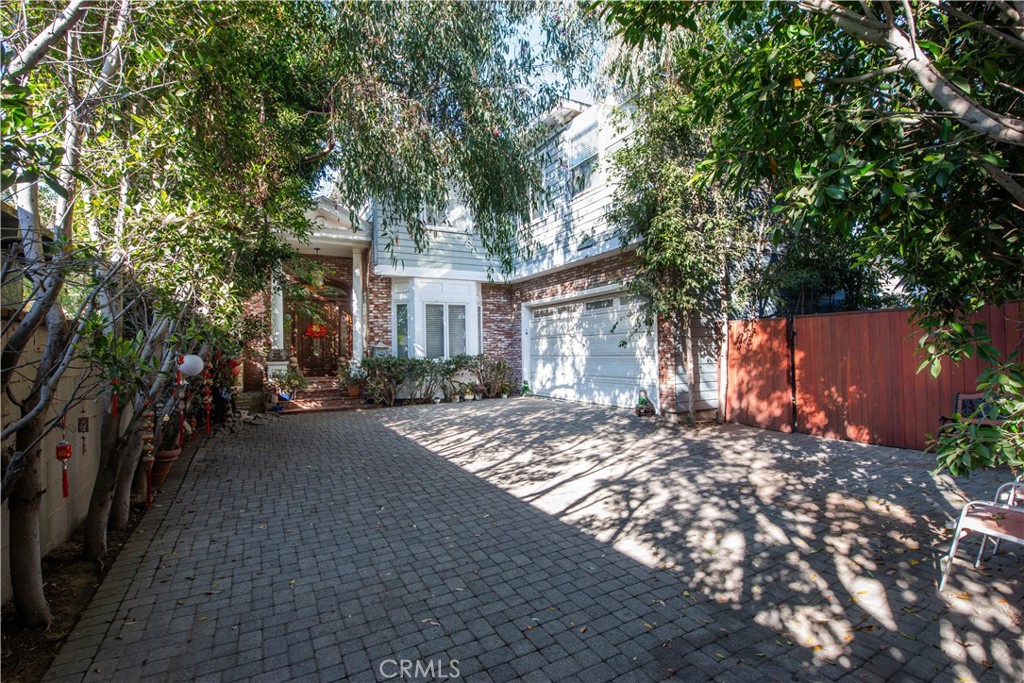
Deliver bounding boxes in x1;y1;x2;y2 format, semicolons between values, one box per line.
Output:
177;354;205;377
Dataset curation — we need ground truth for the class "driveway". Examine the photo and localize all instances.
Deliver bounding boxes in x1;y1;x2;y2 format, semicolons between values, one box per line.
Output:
46;399;1022;682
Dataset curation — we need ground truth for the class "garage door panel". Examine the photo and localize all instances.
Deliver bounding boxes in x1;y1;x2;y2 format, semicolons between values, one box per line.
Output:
529;293;659;410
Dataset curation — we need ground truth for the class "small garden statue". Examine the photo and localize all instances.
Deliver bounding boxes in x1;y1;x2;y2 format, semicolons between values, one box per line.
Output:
635;390;656;417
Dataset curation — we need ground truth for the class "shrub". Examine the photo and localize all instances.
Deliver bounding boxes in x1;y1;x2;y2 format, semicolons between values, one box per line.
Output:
359;357;410;407
467;355;512;398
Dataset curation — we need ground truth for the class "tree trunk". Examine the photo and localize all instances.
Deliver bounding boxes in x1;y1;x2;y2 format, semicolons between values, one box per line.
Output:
109;431;142;530
83;406;121;560
8;417;53;627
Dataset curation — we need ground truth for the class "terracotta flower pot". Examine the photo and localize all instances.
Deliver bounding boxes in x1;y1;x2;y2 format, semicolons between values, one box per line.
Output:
151;447;182;488
346;384;361;398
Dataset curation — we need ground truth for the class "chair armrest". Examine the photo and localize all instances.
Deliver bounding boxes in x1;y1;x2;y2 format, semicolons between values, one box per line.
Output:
994;481;1024;506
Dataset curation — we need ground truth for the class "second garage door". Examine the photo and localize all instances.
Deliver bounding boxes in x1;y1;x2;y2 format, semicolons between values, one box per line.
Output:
528;293;659;410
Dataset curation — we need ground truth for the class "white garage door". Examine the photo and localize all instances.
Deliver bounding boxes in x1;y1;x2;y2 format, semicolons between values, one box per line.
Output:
528;293;659;410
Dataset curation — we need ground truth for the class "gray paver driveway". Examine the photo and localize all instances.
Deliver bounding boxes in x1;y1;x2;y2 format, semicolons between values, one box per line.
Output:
47;399;1022;683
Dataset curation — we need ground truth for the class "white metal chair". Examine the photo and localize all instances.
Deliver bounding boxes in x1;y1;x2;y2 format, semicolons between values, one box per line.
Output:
976;477;1024;563
938;478;1024;592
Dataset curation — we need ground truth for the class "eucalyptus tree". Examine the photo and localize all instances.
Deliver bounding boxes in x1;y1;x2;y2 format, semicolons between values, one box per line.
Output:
594;1;1023;473
2;0;597;626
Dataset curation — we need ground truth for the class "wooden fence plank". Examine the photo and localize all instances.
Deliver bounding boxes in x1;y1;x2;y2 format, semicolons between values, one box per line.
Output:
727;304;1022;451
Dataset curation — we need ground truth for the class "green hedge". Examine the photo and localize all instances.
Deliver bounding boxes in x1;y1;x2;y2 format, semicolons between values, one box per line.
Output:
359;354;515;407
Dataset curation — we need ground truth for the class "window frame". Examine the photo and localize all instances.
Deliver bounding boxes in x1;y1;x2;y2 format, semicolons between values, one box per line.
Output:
423;302;468;360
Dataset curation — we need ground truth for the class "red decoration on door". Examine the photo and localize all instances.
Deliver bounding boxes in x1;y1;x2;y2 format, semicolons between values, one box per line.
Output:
304;323;329;338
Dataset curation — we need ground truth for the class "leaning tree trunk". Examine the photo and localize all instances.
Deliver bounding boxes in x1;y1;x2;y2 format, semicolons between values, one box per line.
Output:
8;417;53;626
83;405;122;560
109;429;143;530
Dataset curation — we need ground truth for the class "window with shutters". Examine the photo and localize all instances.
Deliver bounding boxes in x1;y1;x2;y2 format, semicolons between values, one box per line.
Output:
425;304;445;358
424;303;468;359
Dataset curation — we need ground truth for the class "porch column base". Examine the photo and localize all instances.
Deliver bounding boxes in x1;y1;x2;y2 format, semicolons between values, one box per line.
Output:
266;358;289;380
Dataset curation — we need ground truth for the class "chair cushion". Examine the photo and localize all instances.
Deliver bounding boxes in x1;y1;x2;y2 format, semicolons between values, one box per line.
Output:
961;503;1024;543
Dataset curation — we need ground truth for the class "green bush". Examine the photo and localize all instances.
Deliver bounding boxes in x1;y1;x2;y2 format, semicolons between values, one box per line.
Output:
467;355;513;398
359;357;411;407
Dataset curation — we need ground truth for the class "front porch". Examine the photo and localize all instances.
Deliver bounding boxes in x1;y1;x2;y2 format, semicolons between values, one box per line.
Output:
262;198;373;383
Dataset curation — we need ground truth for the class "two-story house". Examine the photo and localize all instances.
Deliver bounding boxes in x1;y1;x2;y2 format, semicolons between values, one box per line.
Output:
246;98;720;418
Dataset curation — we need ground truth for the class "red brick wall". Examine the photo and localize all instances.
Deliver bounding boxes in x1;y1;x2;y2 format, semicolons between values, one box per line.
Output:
365;252;392;350
242;292;270;392
481;283;520;378
305;254;354;288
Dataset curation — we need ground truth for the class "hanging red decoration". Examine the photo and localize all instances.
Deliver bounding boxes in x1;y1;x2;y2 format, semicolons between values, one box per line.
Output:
110;378;120;416
55;440;72;498
304;323;329;338
202;369;213;436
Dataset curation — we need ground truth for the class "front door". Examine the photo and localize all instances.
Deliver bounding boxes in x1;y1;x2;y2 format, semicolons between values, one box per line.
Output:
290;300;351;377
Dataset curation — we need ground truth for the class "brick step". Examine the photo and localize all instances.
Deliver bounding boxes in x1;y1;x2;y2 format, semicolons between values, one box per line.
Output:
278;396;368;414
295;388;345;399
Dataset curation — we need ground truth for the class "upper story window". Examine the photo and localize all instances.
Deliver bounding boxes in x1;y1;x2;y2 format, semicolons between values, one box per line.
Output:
423;194;472;232
569;122;599;198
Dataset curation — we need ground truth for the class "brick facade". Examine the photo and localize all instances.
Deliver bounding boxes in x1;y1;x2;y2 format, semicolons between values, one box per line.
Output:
242;254;356;391
305;254;354;287
242;291;270;392
365;252;392;350
481;283;519;379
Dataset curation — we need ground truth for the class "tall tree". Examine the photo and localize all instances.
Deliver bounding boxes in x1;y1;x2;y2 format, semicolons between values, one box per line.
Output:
2;0;597;625
594;1;1023;473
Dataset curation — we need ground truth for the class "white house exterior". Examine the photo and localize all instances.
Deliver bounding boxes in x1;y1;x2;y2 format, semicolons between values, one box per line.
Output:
251;98;720;418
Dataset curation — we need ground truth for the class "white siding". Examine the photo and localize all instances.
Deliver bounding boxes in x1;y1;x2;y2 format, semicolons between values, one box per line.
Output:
516;102;632;278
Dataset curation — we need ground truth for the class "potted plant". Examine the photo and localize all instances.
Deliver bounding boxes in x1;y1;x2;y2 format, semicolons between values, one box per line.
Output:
270;368;308;401
499;382;514;399
152;407;183;488
339;361;367;397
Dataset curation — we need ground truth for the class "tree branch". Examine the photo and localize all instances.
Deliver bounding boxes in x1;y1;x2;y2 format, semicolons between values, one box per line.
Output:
824;63;902;84
5;0;92;82
940;3;1024;51
795;0;1024;147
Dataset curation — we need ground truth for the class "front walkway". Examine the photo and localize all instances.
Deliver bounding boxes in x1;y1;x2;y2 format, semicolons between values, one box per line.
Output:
46;399;1021;682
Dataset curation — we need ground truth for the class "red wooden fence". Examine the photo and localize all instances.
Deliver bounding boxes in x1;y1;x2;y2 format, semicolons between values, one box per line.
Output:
726;303;1022;451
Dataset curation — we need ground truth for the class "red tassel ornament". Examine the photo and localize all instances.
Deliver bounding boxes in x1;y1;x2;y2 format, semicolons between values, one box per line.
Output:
55;440;72;498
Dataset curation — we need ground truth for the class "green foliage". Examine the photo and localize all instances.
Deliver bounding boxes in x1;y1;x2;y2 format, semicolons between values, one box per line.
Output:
269;368;308;396
467;355;513;398
934;359;1024;477
75;314;158;395
596;0;1023;474
359;357;412;408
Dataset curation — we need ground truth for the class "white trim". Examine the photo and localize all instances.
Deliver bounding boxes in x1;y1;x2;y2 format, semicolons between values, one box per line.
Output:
373;264;505;283
524;283;623;309
510;244;635;283
351;248;365;360
270;277;285;352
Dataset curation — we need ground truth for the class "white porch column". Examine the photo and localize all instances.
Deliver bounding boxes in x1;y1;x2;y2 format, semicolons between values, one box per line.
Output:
351;247;365;361
267;275;288;377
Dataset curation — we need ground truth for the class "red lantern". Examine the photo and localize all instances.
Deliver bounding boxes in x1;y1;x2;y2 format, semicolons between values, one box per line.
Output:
55;440;72;498
304;323;329;338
